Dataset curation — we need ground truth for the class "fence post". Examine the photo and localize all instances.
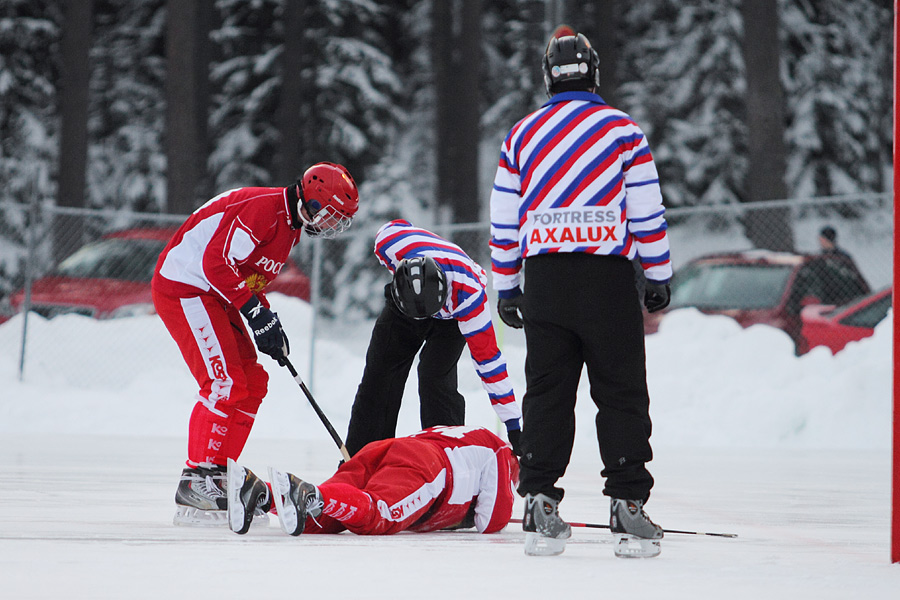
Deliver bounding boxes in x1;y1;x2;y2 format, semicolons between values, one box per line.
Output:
307;236;323;394
17;190;39;381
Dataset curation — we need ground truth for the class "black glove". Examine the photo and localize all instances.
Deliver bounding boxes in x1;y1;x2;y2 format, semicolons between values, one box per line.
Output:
497;291;524;329
505;419;522;456
643;281;671;313
240;296;289;364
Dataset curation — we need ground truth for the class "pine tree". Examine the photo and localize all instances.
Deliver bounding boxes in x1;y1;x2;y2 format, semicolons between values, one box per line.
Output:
88;0;167;213
781;0;893;198
620;0;746;208
0;0;61;296
208;0;403;191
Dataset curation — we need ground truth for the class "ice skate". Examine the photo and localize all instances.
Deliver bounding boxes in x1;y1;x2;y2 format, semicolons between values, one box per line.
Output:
226;459;272;535
173;464;229;526
522;493;571;556
610;498;663;558
268;467;323;536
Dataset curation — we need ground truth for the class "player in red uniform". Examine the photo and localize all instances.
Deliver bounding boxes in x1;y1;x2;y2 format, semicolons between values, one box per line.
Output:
226;426;519;536
152;162;359;526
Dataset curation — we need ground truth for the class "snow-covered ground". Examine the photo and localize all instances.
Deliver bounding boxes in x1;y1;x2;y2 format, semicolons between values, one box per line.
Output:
1;294;897;598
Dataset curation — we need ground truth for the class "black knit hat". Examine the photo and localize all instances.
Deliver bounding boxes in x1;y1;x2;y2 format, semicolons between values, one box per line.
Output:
820;226;837;242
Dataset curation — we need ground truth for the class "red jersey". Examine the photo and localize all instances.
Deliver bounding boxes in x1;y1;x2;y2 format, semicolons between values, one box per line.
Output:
308;426;518;535
152;187;302;308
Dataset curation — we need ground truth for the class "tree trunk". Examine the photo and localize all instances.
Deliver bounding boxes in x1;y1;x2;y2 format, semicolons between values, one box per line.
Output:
741;0;794;252
277;0;311;185
432;0;482;225
592;0;619;107
57;0;92;261
165;0;212;215
563;0;619;106
454;0;482;223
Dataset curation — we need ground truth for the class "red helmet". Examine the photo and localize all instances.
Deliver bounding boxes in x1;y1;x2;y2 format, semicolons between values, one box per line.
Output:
298;162;359;238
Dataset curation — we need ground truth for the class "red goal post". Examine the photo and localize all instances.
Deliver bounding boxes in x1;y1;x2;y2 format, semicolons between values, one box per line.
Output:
892;0;899;566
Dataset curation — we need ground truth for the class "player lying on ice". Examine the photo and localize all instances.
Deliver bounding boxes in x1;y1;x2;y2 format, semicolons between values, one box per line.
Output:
226;425;519;536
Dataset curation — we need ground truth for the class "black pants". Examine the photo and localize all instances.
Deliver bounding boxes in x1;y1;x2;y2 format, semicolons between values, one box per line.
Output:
517;253;655;503
345;287;467;456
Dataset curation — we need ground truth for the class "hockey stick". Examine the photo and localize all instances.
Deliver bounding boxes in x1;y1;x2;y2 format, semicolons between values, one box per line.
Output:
508;518;737;538
281;357;351;463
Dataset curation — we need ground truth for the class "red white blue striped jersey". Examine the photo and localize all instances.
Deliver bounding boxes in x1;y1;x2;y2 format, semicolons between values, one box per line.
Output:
489;91;672;298
374;220;520;424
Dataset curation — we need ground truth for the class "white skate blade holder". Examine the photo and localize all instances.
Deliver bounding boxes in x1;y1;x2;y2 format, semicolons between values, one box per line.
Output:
173;506;229;527
524;532;568;556
226;458;245;533
614;533;661;558
269;467;299;535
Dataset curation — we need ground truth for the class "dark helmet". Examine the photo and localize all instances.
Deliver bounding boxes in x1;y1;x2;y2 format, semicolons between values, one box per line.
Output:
541;32;600;96
390;256;448;319
296;162;359;238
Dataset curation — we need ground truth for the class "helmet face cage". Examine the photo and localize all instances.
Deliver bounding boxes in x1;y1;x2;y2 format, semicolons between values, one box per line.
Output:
299;162;359;239
542;33;600;96
390;257;448;319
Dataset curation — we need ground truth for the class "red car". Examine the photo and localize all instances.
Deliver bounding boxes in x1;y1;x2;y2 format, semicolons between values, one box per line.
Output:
2;227;310;321
643;250;871;354
800;287;891;354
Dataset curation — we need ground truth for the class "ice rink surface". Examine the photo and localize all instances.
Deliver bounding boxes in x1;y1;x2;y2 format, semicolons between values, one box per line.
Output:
2;299;898;597
2;433;896;600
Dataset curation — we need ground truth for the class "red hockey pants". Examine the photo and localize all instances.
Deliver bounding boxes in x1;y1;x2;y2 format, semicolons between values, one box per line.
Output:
153;290;268;467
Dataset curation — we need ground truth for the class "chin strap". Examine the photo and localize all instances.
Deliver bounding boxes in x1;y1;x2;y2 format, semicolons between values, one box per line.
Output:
286;181;304;230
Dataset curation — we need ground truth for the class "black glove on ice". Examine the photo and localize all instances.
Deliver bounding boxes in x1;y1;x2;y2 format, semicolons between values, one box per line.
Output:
497;291;524;329
643;281;671;313
240;296;289;364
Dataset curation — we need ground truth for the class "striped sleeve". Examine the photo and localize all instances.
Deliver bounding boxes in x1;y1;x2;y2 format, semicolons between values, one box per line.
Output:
621;130;672;283
489;133;525;297
452;286;521;424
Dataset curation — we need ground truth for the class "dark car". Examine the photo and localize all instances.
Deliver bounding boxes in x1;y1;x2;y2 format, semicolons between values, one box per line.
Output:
2;227;311;321
643;250;871;354
800;287;891;354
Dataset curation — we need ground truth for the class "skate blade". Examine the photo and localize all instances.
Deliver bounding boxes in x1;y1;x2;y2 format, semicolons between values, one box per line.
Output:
226;458;249;534
613;534;661;558
173;505;228;527
524;532;568;556
269;467;300;535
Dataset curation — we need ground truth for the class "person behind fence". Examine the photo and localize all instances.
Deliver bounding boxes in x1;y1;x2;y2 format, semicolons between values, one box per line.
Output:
488;28;672;558
818;225;856;263
343;219;522;458
151;163;360;527
226;425;518;536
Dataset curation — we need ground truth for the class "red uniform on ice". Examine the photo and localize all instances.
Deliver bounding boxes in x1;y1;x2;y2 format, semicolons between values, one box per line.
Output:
152;186;302;468
304;426;518;535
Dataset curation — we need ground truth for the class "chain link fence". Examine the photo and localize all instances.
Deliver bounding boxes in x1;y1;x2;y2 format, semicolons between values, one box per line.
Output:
0;192;892;384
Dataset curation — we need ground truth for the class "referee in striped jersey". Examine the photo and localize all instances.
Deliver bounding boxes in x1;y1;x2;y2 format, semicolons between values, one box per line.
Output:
488;29;673;556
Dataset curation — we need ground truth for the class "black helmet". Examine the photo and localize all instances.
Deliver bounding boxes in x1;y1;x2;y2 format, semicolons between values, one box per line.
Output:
390;256;448;319
541;32;600;96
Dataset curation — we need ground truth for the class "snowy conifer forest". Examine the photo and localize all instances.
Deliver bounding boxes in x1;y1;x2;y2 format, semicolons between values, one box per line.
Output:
0;0;893;305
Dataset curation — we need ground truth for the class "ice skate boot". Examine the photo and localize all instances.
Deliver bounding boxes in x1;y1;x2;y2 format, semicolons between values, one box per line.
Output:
522;493;572;556
174;464;228;526
227;458;273;535
610;498;663;558
268;467;323;536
